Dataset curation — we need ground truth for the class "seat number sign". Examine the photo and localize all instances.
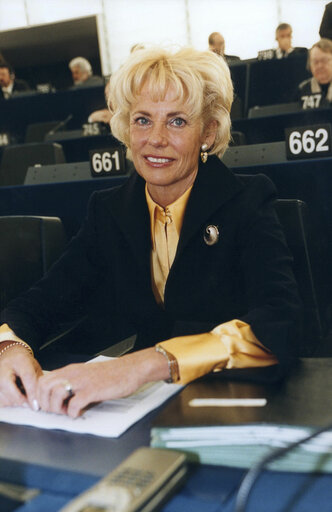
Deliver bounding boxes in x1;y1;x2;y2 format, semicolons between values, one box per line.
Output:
301;94;322;110
89;147;126;176
285;124;332;160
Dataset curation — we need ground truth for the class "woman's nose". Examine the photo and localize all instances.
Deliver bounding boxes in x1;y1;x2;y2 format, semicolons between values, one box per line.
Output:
148;122;167;146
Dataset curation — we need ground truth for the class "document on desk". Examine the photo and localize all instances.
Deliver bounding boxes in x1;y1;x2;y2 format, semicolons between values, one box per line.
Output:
0;356;182;438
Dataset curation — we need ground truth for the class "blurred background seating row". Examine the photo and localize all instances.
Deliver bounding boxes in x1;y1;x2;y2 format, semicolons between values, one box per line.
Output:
0;54;310;147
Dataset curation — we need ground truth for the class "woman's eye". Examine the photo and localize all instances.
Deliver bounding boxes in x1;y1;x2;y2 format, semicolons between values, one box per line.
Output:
170;117;186;127
135;117;150;126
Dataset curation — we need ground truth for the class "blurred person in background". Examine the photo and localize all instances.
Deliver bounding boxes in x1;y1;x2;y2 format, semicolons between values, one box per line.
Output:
69;57;104;87
294;39;332;107
0;62;30;99
258;23;307;60
208;32;240;64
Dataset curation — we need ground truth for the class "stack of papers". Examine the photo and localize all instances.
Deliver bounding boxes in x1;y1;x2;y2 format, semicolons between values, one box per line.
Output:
151;424;332;472
0;357;182;438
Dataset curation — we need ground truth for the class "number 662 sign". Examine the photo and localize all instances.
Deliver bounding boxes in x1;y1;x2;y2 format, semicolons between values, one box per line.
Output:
285;124;332;160
89;147;126;177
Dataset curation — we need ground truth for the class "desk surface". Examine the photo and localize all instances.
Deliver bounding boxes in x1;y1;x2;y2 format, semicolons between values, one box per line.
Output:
1;358;332;512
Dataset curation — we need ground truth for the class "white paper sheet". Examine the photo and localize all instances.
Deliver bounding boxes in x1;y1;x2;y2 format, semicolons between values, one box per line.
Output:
0;356;182;438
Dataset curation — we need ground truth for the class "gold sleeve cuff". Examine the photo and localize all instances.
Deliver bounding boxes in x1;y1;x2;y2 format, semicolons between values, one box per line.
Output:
157;332;229;385
157;319;278;385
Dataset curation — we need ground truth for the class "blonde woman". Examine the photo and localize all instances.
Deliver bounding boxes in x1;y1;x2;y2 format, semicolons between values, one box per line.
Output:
0;47;300;417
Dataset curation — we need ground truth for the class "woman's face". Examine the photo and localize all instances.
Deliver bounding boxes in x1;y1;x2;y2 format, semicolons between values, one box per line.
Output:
129;82;216;206
310;47;332;84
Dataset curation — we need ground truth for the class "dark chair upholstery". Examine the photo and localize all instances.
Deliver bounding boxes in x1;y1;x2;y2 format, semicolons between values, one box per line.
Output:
24;121;61;143
0;216;67;310
230;131;247;146
275;199;326;356
0;142;65;186
246;55;310;112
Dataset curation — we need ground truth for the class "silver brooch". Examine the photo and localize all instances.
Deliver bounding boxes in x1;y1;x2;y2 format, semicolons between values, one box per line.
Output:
204;225;219;246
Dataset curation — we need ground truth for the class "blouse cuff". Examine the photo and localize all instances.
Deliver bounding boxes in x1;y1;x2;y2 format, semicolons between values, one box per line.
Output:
157;319;278;385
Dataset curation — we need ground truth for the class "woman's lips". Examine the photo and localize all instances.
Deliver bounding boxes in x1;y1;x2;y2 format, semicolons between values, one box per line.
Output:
144;155;175;165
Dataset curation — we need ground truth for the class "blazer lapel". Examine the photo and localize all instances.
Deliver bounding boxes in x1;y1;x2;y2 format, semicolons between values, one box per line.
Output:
105;172;151;274
107;157;244;270
103;157;243;304
175;156;244;259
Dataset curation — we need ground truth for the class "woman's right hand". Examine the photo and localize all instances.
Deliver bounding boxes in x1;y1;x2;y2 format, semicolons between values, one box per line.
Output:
0;346;42;409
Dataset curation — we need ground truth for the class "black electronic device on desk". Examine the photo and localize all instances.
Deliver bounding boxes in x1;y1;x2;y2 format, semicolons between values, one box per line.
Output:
59;447;188;512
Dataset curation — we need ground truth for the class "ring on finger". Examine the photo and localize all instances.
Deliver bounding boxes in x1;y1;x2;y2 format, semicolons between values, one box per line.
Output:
62;380;74;398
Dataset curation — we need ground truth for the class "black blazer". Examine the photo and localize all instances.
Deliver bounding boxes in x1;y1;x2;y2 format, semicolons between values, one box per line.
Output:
1;156;301;366
0;79;30;100
320;2;332;40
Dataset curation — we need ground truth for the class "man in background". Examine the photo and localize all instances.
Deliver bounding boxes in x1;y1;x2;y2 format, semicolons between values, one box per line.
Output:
208;32;240;64
69;57;104;87
258;23;307;60
294;38;332;108
0;63;30;99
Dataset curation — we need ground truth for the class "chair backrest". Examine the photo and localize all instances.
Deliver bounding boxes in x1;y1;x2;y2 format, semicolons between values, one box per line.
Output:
274;199;325;355
0;142;66;186
0;216;67;310
24;121;61;143
230;131;247;146
246;55;310;111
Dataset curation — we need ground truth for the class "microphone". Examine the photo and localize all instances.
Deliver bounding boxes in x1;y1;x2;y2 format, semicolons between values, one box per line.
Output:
47;114;73;136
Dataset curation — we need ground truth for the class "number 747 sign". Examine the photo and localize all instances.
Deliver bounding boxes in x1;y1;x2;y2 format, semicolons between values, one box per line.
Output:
285;124;332;160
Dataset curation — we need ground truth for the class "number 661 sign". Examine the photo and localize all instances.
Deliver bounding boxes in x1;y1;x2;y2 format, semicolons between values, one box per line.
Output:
89;147;126;176
285;124;332;160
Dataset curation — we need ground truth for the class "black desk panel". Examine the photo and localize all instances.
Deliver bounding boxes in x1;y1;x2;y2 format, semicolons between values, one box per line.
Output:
47;133;121;163
0;86;105;143
0;176;128;239
246;55;309;111
233;106;332;145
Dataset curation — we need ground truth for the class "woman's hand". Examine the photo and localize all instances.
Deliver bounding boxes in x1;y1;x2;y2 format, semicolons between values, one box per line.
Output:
36;347;170;418
0;346;42;409
88;109;112;124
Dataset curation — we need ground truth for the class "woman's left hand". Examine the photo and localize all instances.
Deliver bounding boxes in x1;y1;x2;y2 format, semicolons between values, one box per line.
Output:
36;347;170;418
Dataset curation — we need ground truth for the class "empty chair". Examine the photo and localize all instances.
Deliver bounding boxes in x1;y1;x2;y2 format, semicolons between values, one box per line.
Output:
274;199;326;356
24;121;62;143
0;216;67;310
0;142;65;186
230;131;247;146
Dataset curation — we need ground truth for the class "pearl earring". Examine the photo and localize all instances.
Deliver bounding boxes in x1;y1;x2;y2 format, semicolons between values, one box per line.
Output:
200;143;208;163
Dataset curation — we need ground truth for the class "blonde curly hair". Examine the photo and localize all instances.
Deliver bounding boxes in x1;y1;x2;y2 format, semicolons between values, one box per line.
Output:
108;46;233;158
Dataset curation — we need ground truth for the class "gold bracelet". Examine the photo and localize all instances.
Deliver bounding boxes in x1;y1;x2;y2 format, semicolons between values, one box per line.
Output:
155;345;179;383
0;341;33;358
